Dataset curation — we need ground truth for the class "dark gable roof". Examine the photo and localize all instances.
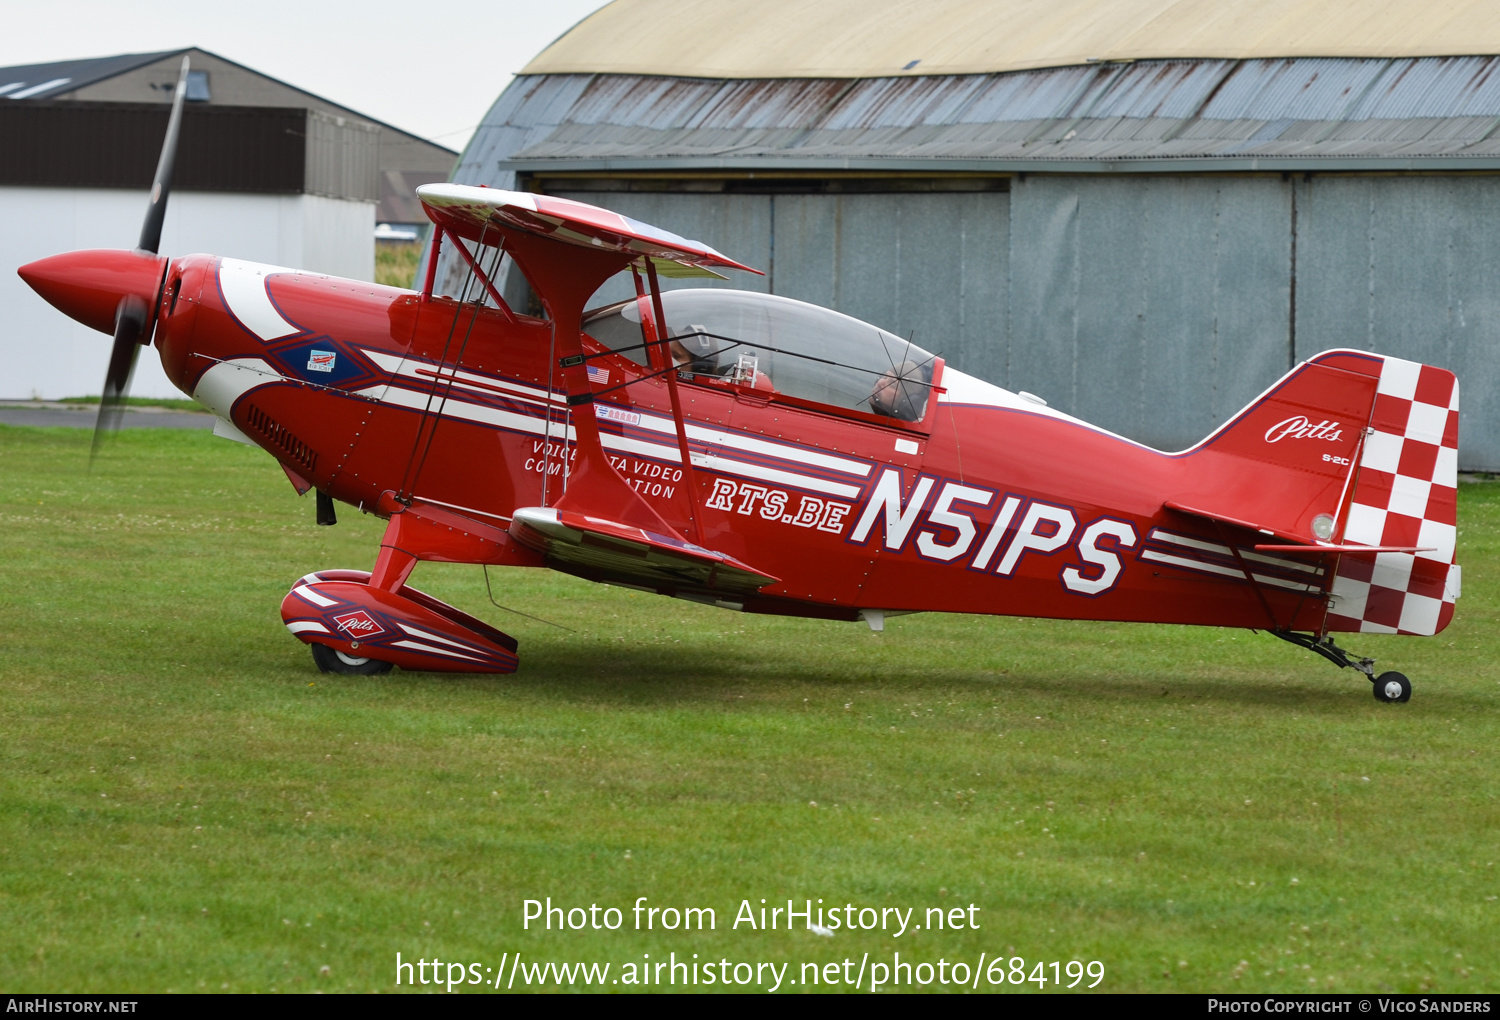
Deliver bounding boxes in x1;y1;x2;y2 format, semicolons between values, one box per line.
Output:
0;50;180;100
0;47;455;155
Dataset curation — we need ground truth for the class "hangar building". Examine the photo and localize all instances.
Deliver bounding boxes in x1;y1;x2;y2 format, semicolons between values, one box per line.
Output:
447;0;1500;469
0;48;457;229
1;49;457;399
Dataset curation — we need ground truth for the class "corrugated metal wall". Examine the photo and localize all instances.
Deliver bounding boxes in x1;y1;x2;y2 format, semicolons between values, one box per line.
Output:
304;110;380;202
513;175;1498;467
552;190;1008;366
1009;174;1500;464
1294;175;1500;469
1007;175;1294;450
0;102;379;202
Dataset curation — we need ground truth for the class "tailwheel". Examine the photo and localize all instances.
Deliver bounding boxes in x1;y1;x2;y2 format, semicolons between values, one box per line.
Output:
1372;671;1412;704
310;643;393;676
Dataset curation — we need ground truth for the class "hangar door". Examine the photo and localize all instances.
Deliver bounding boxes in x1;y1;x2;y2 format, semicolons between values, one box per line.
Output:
533;181;1010;388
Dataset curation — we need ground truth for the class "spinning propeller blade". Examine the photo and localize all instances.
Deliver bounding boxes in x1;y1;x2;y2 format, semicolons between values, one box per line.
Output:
93;296;149;458
90;55;191;460
137;57;190;257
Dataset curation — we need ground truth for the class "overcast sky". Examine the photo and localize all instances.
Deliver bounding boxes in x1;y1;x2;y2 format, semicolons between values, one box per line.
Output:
0;0;615;153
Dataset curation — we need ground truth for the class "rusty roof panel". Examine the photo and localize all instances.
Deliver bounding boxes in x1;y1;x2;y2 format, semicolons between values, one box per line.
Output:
1199;59;1388;121
1349;56;1500;119
459;59;1500;174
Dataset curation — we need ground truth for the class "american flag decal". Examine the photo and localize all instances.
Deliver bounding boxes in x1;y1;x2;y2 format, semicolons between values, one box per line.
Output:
587;365;609;384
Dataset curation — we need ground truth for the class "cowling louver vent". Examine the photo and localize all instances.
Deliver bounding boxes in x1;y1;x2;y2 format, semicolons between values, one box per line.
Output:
243;403;317;473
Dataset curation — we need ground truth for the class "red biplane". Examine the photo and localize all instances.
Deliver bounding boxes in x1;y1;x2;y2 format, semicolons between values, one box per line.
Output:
19;62;1461;702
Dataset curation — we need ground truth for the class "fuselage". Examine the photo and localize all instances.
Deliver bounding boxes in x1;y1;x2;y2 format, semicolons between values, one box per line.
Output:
153;253;1335;631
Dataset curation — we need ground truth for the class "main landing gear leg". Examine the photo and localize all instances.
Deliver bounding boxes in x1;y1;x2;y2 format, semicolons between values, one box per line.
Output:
1271;630;1412;703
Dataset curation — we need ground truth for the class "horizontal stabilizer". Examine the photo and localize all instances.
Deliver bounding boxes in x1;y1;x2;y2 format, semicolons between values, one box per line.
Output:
1164;501;1280;539
508;506;778;597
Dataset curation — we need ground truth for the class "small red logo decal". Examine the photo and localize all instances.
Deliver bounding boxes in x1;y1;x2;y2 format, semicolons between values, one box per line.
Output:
333;610;384;637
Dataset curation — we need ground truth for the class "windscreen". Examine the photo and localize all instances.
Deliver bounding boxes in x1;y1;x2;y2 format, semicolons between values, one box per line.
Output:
582;300;650;366
584;290;935;420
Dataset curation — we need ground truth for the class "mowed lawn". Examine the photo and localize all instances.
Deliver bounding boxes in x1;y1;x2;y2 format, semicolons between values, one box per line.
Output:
1;425;1497;994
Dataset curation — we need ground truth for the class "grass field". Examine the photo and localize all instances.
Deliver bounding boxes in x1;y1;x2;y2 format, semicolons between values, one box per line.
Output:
1;425;1497;994
375;241;423;290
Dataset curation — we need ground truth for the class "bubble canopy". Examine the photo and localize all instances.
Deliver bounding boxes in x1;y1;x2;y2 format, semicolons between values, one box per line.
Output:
584;289;937;421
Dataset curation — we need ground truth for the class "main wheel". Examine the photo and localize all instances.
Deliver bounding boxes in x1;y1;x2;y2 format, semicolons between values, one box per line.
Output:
310;643;393;676
1372;671;1411;703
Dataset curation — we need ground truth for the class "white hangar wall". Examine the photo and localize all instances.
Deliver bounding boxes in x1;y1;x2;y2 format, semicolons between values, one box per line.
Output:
2;187;373;399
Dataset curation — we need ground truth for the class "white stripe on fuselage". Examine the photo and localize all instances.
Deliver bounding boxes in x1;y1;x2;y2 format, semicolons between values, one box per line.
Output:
362;349;554;406
359;348;871;479
362;384;863;497
691;451;862;499
362;384;577;443
218;258;304;342
1148;528;1323;576
1140;549;1318;592
193;357;282;419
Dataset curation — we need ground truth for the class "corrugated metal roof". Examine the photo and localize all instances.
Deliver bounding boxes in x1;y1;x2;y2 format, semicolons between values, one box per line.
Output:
458;57;1500;175
523;0;1500;80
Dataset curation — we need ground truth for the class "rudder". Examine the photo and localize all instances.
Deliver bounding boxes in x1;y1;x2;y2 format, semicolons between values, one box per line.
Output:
1324;355;1460;636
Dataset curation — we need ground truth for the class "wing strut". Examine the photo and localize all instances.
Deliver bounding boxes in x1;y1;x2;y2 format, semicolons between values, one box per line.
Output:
634;261;703;543
439;228;516;323
499;227;681;537
414;184;769;575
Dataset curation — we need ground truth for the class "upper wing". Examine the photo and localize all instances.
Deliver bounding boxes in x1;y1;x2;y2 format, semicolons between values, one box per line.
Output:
418;184;760;278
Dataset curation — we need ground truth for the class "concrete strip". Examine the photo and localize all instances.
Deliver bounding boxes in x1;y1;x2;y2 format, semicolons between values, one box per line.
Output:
0;402;215;430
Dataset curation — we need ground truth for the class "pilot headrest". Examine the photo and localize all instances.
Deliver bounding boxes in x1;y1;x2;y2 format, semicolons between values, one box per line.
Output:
675;326;717;359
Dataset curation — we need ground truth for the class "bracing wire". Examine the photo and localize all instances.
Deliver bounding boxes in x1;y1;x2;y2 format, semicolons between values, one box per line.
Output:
483;566;574;631
398;222;495;501
396;224;488;500
541;286;559;507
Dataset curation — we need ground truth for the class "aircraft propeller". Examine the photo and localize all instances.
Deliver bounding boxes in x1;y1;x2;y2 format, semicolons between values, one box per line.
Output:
92;55;191;459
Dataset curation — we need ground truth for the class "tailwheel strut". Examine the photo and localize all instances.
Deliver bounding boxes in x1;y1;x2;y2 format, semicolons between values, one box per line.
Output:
1271;631;1411;703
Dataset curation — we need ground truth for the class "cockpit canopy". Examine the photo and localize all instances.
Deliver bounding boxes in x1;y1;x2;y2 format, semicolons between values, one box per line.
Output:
583;289;936;421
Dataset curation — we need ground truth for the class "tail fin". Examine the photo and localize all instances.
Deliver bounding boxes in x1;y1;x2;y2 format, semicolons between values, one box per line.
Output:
1171;350;1460;636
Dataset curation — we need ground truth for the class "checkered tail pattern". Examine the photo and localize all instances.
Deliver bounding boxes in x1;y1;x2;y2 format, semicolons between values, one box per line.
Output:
1325;357;1460;636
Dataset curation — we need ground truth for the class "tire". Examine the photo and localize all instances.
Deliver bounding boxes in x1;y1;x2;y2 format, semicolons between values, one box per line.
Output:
1372;671;1411;704
310;642;393;676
